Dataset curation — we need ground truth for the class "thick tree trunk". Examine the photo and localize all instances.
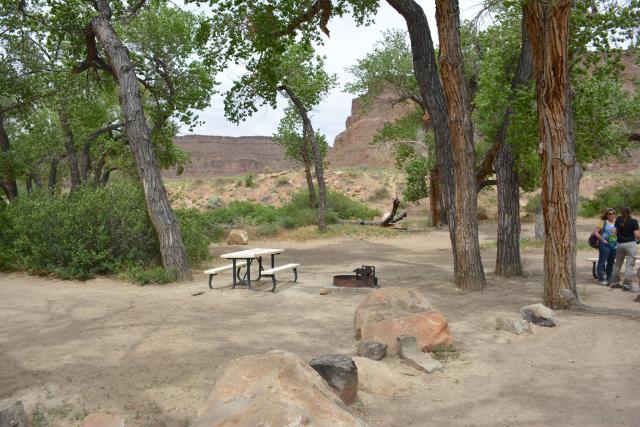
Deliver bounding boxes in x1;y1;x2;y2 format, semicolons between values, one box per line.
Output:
493;21;533;277
494;142;522;277
429;169;441;227
0;113;18;201
58;110;82;191
48;157;58;194
435;0;485;290
523;0;578;308
280;85;327;232
386;0;457;269
90;0;191;280
301;142;318;208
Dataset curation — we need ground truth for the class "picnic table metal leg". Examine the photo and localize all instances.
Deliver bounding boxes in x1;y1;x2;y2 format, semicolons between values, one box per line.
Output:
208;274;214;289
231;259;237;289
246;259;252;289
271;254;275;268
257;256;263;279
592;261;597;279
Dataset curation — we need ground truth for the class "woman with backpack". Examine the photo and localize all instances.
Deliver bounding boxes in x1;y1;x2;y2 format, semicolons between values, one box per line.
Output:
593;208;617;286
611;207;639;291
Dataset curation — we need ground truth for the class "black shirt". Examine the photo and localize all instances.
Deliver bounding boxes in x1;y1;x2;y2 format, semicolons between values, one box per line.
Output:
614;217;639;243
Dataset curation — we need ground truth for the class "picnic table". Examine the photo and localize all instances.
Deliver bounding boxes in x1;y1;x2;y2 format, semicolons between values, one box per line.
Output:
220;248;299;291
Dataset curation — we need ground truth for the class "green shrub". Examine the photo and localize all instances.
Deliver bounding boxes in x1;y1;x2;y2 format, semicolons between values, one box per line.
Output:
524;193;542;214
368;186;390;202
205;196;225;209
284;190;379;220
255;222;281;237
119;266;177;285
243;173;255;188
580;179;640;217
276;176;289;186
1;183;159;279
175;208;224;264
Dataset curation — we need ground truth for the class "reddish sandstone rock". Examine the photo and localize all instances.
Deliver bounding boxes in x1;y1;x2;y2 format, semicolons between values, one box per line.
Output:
354;287;452;355
192;350;367;427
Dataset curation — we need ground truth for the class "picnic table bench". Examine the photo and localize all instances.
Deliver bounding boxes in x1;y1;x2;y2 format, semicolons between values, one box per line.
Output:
586;255;640;279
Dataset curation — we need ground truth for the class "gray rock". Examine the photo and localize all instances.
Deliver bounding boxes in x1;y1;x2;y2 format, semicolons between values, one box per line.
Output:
356;341;387;360
396;335;442;374
496;317;532;335
521;303;557;327
0;399;28;427
309;354;359;405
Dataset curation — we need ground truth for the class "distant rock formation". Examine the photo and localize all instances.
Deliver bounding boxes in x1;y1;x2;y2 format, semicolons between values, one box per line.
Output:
327;88;417;168
165;135;298;177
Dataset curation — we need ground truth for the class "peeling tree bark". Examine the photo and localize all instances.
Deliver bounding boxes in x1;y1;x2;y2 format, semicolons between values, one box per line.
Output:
386;0;458;274
300;140;318;208
90;0;191;280
523;0;578;307
435;0;486;290
0;113;18;201
494;21;533;277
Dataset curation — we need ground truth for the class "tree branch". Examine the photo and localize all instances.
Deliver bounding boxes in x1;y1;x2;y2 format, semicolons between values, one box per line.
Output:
274;0;332;37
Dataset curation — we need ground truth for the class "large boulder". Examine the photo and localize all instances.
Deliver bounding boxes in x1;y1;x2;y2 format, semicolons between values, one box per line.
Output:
0;399;28;427
308;354;358;404
521;303;557;327
192;350;367;427
352;357;412;397
226;229;249;245
354;287;452;355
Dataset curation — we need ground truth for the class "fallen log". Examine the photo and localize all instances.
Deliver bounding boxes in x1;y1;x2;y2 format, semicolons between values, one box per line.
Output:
337;197;407;227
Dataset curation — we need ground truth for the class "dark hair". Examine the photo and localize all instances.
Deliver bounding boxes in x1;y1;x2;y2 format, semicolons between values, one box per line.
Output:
618;206;631;228
600;208;616;221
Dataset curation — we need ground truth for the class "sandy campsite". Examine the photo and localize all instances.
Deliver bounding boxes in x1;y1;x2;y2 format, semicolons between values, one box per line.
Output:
1;220;639;427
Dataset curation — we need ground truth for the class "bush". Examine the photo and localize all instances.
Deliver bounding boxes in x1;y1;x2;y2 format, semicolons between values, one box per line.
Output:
2;182;159;279
175;208;224;264
580;179;640;217
368;186;390;202
205;196;225;209
119;266;177;285
243;173;255;188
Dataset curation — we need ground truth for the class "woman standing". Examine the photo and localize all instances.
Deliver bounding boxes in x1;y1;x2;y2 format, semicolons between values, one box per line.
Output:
611;207;639;291
593;208;617;285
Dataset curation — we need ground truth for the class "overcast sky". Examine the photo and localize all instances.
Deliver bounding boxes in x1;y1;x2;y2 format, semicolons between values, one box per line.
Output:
179;1;484;146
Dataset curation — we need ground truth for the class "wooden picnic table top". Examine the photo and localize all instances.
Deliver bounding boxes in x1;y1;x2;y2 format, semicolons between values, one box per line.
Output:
220;247;284;259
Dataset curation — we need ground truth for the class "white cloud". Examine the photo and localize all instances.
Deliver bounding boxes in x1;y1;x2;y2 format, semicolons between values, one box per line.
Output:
180;1;484;146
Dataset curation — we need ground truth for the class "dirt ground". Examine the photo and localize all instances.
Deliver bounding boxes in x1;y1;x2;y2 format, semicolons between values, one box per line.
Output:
1;221;640;427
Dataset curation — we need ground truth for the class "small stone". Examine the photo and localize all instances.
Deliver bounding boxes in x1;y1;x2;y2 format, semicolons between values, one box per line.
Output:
81;413;125;427
521;303;557;327
496;317;532;336
319;288;331;295
396;336;443;374
308;354;359;405
634;294;640;303
0;399;28;427
356;341;387;360
226;229;249;245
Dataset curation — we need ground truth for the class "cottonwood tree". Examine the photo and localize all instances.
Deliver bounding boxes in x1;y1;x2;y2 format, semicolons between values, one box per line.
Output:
9;0;217;280
273;106;330;209
224;42;336;232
